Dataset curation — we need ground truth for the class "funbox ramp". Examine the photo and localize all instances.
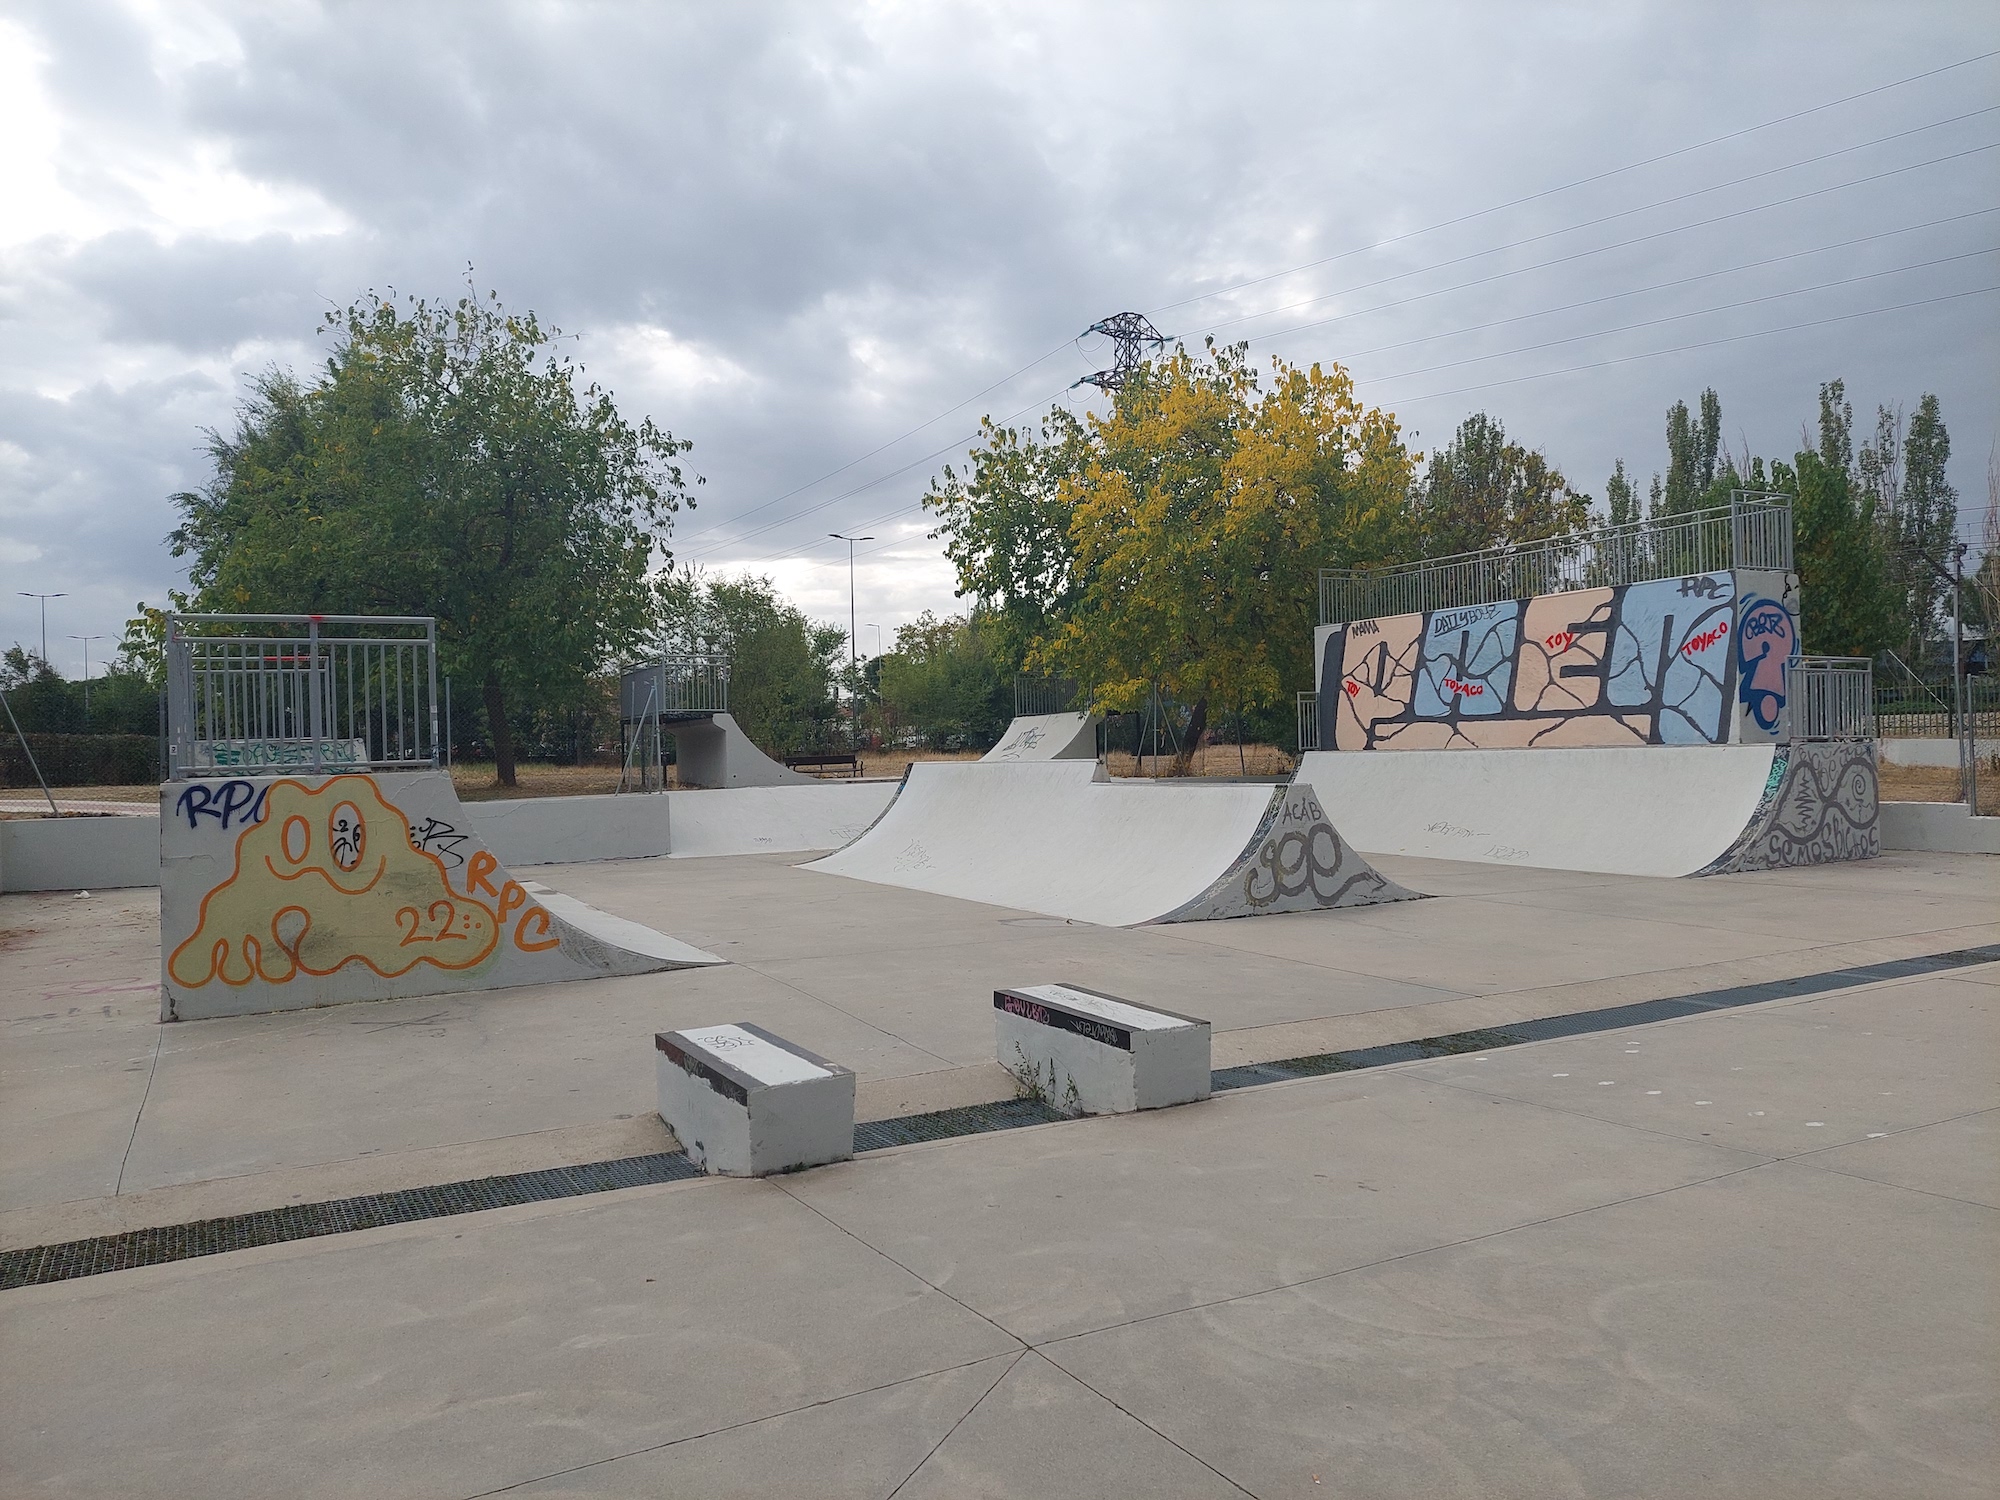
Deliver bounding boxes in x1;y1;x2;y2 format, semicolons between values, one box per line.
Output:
160;770;721;1020
1295;741;1879;879
804;760;1419;926
665;782;899;858
980;711;1101;763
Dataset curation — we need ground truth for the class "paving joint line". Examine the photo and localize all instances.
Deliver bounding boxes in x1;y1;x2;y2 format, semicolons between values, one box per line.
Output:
8;943;1992;1291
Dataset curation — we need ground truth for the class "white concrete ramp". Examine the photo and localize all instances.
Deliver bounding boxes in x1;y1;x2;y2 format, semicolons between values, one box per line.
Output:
668;712;817;787
805;761;1417;926
1297;743;1879;879
981;712;1100;762
665;782;898;858
161;771;721;1020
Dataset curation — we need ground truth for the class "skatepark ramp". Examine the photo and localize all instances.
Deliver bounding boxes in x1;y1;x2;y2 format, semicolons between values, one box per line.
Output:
619;656;815;788
1298;742;1878;878
805;761;1419;926
980;711;1101;762
161;770;722;1020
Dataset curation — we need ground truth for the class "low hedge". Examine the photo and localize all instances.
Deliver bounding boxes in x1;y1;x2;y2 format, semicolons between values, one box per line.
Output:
1;733;159;788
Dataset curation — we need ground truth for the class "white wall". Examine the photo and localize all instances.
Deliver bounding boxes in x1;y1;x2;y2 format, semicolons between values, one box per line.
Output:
0;815;159;893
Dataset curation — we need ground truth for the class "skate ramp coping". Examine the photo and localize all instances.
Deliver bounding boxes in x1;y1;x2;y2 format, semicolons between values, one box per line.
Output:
160;771;721;1020
1298;744;1879;878
804;760;1415;926
981;712;1100;762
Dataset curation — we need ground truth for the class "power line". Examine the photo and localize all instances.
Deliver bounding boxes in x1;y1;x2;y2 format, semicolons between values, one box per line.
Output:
1267;247;2000;378
1207;205;2000;353
667;336;1077;545
715;283;2000;576
1186;130;2000;341
1382;284;2000;407
1149;48;2000;319
675;62;2000;572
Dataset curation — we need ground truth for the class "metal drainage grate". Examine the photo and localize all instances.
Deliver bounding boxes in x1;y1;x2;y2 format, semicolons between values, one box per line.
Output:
1212;944;2000;1091
8;944;1992;1291
0;1153;702;1291
854;1096;1065;1151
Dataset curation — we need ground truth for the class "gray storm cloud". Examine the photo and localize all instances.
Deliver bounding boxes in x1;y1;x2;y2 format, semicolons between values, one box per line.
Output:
2;0;1994;671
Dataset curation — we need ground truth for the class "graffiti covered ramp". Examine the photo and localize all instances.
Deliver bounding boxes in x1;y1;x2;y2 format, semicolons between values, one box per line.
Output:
803;760;1418;926
979;711;1101;762
1297;743;1879;879
160;771;722;1021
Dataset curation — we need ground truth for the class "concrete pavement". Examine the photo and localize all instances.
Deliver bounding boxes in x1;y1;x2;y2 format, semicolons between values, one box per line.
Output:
1;845;1994;1495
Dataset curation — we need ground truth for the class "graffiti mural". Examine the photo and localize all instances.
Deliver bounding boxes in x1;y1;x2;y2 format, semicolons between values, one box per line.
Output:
166;775;555;990
1319;572;1739;749
1157;784;1421;922
1735;591;1801;738
1697;741;1879;873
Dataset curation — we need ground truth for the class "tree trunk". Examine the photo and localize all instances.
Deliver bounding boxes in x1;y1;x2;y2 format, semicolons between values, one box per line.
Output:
1174;696;1209;777
482;677;518;788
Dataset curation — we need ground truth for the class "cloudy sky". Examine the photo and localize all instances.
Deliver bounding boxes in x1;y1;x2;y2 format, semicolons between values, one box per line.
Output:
2;1;1996;677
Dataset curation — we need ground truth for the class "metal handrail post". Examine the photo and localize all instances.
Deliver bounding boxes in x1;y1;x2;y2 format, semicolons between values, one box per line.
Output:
307;617;324;775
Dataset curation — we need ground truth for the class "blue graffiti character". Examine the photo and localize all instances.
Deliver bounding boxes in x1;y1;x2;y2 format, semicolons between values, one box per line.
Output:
1736;597;1798;733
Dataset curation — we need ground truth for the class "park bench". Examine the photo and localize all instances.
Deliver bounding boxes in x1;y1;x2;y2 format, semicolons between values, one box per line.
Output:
784;752;862;778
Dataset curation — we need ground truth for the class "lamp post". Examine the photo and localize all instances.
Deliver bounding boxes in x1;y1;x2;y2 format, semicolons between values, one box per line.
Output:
19;592;66;667
68;634;104;717
867;623;883;660
829;534;873;748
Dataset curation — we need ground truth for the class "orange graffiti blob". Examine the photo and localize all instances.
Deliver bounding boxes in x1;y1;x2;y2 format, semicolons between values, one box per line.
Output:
168;777;501;988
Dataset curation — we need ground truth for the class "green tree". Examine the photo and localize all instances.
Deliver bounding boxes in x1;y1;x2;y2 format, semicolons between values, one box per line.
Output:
922;408;1093;673
1412;412;1591;556
1039;344;1415;764
875;610;1011;750
655;568;845;754
1660;389;1724;517
1781;380;1896;657
164;287;697;785
1896;394;1958;665
1605;458;1641;528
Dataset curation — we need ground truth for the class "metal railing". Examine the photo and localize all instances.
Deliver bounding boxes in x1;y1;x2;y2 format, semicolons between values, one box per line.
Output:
1295;690;1319;754
165;614;439;779
1785;657;1875;742
1014;674;1083;718
619;654;729;722
1319;493;1794;625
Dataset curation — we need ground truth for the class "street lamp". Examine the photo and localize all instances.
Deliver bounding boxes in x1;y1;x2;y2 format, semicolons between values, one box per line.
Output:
867;623;883;660
828;536;876;756
68;634;104;716
19;592;66;667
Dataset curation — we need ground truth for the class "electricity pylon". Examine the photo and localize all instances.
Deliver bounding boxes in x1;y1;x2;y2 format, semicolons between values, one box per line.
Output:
1072;312;1168;394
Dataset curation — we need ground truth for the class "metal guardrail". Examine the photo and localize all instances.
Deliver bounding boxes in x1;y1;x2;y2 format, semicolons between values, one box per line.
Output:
1014;674;1082;718
1295;690;1318;754
1319;493;1793;625
165;614;439;779
619;654;729;721
1786;657;1874;742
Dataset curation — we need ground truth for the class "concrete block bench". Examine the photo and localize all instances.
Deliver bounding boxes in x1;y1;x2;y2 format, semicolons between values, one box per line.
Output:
655;1024;855;1176
994;984;1211;1116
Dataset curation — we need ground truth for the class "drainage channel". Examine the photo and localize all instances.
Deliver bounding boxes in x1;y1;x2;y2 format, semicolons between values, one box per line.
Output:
6;943;1993;1291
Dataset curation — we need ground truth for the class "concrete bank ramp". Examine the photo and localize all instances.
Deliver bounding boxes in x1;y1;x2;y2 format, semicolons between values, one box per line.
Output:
160;771;721;1020
1297;742;1879;879
804;760;1418;926
665;782;899;858
980;712;1100;762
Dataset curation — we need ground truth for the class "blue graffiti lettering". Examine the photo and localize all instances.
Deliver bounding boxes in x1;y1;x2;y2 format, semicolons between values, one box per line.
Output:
1736;596;1799;734
176;779;270;830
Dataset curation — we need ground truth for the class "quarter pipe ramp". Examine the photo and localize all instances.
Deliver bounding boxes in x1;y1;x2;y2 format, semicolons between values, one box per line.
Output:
980;712;1100;762
1296;742;1878;879
160;771;722;1020
805;761;1419;926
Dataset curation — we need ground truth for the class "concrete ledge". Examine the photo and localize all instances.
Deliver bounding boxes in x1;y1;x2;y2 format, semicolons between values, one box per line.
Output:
0;813;160;893
458;792;671;865
996;983;1211;1115
1879;800;2000;855
656;1024;855;1176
